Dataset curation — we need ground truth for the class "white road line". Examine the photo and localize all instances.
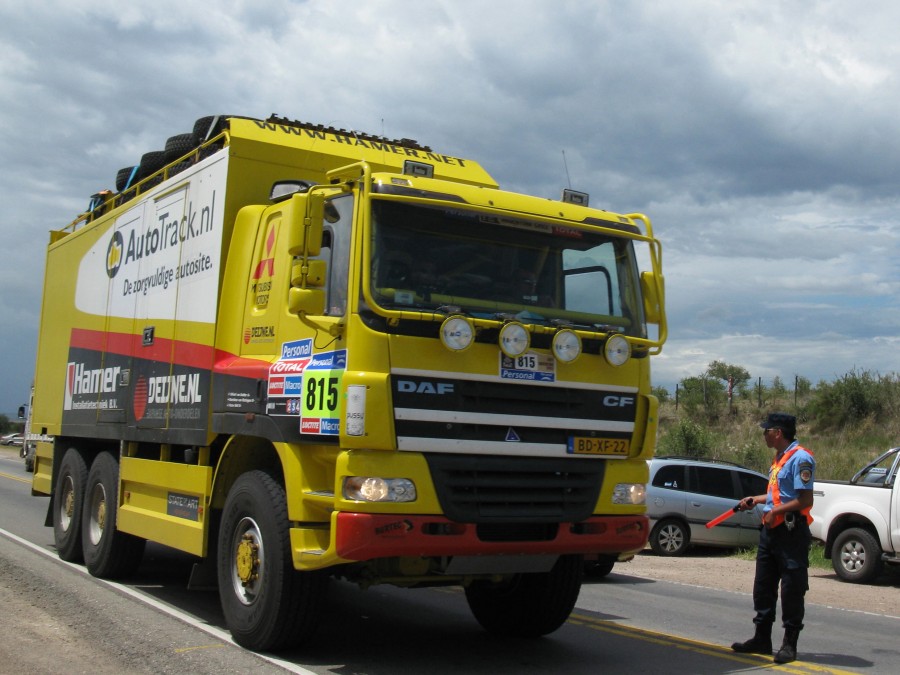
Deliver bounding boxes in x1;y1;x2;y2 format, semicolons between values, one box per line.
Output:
0;527;318;675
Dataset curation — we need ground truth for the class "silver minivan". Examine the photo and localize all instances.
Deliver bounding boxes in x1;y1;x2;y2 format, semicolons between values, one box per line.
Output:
647;456;768;556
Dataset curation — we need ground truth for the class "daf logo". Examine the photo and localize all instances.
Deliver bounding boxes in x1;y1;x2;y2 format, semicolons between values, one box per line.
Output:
603;395;635;407
397;380;455;395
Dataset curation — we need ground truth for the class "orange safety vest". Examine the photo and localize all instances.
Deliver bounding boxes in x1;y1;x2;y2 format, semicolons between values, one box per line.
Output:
768;445;814;527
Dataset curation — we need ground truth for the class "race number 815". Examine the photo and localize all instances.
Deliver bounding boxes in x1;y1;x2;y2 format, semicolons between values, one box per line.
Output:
304;375;340;415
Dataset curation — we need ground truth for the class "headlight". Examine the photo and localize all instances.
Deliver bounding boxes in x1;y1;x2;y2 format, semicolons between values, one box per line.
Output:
551;329;582;363
343;477;417;502
440;315;474;352
604;334;631;367
612;483;646;505
499;322;530;358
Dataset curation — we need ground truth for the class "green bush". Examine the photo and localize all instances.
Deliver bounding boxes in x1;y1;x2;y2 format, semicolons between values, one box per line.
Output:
657;419;714;458
810;369;900;430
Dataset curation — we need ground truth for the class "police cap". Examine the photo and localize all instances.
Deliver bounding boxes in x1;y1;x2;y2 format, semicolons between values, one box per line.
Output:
759;412;796;436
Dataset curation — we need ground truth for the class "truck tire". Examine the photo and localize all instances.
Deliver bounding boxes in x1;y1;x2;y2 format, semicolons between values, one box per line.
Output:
832;527;884;584
650;518;690;556
53;448;88;562
115;166;138;192
464;554;583;637
584;556;616;578
218;471;326;651
164;133;196;164
82;452;146;579
192;115;231;145
136;150;166;182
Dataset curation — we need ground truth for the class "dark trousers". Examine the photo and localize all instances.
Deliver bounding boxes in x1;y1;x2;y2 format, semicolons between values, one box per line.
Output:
752;521;810;630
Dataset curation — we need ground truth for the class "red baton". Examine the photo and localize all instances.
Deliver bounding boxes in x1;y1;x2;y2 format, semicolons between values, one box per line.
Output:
706;504;741;529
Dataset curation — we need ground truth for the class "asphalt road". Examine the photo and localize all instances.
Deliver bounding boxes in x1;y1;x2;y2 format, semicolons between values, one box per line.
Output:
0;447;895;674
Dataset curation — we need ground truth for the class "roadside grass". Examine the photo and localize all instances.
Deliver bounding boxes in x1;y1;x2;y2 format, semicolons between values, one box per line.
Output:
656;399;900;481
733;541;830;570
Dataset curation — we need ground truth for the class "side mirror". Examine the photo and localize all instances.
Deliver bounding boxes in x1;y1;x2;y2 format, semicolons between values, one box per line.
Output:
305;192;324;256
17;405;25;419
289;287;326;316
640;271;664;324
285;192;324;257
290;259;327;287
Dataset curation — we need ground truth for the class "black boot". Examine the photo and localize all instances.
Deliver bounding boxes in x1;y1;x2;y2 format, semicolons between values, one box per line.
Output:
731;624;772;655
774;628;800;664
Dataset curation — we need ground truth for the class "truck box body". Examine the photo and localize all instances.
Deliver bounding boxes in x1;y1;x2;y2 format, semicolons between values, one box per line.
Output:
30;115;667;650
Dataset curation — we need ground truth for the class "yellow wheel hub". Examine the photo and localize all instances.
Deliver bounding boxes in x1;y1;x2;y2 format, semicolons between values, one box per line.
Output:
235;533;260;586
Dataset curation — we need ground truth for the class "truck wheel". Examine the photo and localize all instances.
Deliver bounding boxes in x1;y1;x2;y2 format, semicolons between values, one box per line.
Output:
464;554;583;637
218;471;326;651
53;448;88;562
164;133;197;164
832;527;884;584
192;115;231;145
136;150;166;182
650;518;690;556
584;556;616;578
115;166;137;192
82;452;146;579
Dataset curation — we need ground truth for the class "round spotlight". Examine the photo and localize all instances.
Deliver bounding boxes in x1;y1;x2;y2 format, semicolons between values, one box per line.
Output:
551;329;582;363
604;334;631;367
499;322;530;358
440;315;474;352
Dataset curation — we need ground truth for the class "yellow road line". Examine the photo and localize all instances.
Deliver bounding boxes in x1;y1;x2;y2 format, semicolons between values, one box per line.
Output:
0;471;30;485
569;613;860;675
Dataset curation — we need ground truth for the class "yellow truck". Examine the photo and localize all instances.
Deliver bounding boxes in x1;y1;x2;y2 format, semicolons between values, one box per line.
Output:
30;114;667;651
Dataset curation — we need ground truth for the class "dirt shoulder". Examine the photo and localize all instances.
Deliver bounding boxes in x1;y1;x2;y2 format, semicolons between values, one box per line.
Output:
612;548;900;617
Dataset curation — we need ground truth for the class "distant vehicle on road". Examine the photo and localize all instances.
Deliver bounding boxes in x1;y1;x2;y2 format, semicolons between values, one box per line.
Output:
647;456;768;556
1;433;23;446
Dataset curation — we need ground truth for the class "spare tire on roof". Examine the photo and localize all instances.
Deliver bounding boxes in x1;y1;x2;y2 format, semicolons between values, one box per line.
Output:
192;115;232;146
116;166;138;192
136;150;166;182
164;133;197;164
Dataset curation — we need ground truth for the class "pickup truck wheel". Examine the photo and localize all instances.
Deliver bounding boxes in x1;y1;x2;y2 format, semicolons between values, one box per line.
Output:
53;448;88;562
832;527;884;584
464;554;583;637
218;471;326;651
82;452;146;579
650;518;690;556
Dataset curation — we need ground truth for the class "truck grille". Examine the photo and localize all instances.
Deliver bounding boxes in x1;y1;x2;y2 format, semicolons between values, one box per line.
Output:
391;374;636;457
425;453;604;524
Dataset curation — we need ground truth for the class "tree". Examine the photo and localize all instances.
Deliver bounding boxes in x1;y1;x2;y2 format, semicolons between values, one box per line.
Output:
678;375;726;421
651;385;670;403
706;360;751;396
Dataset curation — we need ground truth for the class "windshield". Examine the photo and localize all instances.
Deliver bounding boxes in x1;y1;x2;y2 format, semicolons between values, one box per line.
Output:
369;200;646;336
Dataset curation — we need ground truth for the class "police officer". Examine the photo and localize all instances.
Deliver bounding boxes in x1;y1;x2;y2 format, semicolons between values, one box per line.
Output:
731;412;815;664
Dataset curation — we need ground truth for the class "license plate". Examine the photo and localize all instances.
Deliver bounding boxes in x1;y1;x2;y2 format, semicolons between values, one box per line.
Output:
568;437;630;456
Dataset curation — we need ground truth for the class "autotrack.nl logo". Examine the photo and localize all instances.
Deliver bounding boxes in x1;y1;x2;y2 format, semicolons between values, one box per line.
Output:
106;230;124;278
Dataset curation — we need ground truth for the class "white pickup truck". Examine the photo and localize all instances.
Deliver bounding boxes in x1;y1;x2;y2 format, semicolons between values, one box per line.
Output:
810;446;900;583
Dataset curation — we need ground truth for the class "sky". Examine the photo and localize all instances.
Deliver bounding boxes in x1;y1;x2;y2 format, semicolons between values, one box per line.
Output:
1;0;899;416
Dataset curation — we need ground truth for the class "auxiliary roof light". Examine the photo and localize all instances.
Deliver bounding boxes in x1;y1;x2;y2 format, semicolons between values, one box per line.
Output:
499;322;530;358
440;315;475;352
551;329;582;364
604;334;631;367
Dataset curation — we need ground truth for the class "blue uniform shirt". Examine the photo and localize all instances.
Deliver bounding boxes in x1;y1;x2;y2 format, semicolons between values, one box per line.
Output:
764;441;816;513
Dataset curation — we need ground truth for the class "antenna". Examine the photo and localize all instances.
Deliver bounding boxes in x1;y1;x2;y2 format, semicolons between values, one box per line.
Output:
562;150;572;189
560;150;589;206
